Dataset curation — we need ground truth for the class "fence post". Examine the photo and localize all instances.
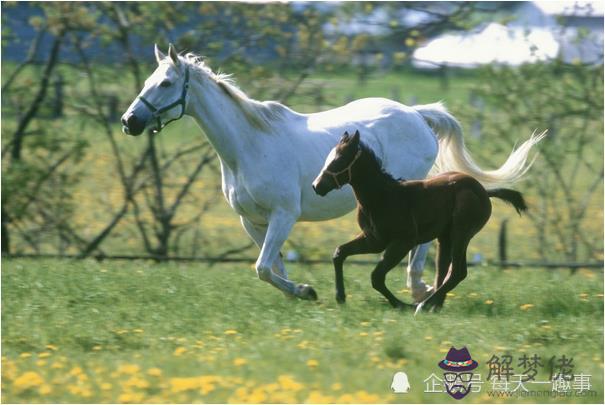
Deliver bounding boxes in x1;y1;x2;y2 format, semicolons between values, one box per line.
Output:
498;219;508;269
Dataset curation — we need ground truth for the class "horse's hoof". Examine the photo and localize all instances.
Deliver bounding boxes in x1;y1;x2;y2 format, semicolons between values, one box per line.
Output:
414;302;426;316
297;284;318;301
336;294;346;304
412;285;434;303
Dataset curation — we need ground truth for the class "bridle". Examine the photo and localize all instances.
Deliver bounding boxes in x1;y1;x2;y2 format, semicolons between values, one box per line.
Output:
137;66;190;133
323;148;362;189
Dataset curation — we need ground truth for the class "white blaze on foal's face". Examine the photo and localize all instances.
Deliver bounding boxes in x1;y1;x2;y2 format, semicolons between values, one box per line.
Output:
312;130;361;196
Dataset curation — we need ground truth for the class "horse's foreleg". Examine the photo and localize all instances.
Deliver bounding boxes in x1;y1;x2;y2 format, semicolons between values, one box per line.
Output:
333;234;383;304
240;216;288;279
255;209;317;300
406;242;433;302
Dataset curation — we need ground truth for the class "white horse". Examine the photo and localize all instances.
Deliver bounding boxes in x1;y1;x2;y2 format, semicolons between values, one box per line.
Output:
121;44;543;301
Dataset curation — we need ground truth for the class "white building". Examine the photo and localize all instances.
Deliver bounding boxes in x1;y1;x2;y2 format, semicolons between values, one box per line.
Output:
413;1;604;68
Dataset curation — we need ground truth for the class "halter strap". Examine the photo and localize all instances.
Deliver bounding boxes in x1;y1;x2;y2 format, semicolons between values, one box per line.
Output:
323;148;362;189
138;67;190;133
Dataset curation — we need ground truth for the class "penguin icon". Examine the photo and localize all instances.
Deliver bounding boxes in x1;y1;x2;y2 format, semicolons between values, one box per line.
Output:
391;371;410;393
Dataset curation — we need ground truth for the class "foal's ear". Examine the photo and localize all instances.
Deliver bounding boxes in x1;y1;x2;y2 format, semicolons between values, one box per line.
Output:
341;131;350;142
154;43;166;64
168;43;180;66
351;130;361;145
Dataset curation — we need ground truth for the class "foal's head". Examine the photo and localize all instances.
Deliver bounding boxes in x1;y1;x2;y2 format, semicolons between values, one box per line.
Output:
312;130;362;196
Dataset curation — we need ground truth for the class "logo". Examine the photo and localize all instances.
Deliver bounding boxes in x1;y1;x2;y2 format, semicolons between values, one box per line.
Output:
438;347;479;400
391;371;410;393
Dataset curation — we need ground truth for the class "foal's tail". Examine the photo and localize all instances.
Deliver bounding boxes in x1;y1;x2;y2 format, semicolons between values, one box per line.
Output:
413;102;546;189
487;188;528;215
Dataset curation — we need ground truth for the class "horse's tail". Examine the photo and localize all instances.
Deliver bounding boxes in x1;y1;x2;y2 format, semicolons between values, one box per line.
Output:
487;188;528;215
413;102;546;189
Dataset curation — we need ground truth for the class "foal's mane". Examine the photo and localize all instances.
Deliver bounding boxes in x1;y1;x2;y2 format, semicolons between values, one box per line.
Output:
175;53;290;131
359;141;404;185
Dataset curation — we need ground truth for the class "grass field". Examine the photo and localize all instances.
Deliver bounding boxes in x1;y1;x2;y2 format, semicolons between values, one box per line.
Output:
2;258;603;403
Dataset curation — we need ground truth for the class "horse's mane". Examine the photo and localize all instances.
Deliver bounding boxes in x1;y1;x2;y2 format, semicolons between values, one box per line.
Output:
360;141;404;185
177;53;289;131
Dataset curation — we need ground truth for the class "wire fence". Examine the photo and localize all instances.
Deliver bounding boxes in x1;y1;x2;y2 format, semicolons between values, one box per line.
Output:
3;253;602;271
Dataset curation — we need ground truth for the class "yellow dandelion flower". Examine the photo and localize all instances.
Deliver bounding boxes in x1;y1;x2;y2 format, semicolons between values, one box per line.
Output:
278;375;303;391
46;344;58;351
306;359;319;368
224;329;238;335
405;37;416;47
296;340;310;349
118;391;144;403
359;332;368;337
13;371;44;392
50;361;65;369
233;357;248;366
92;345;102;351
100;382;112;390
485;299;494;305
36;360;47;367
147;367;162;377
173;347;187;356
133;328;144;333
122;376;150;390
520;303;535;310
38;351;51;358
306;390;334;403
469;292;479;297
116;364;140;375
331;382;342;391
19;352;32;359
38;384;52;395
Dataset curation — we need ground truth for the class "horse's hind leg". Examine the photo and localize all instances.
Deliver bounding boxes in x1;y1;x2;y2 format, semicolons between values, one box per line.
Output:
417;238;469;314
434;236;452;293
406;243;433;302
371;240;415;310
333;234;383;303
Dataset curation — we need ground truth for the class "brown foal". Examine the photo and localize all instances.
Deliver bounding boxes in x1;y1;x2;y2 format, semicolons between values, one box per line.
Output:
312;130;527;313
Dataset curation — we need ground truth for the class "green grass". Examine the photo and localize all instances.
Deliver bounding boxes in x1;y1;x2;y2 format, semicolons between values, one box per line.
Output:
2;258;603;403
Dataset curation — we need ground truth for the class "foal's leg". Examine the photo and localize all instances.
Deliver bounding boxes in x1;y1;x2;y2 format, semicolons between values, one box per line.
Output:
406;242;434;302
372;240;415;310
333;234;383;303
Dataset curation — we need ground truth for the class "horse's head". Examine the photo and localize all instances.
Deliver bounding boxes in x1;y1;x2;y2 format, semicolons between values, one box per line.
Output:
312;130;361;196
121;44;190;136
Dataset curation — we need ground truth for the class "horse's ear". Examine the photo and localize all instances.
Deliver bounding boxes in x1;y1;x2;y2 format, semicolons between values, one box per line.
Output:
168;43;180;66
341;131;350;142
154;43;166;64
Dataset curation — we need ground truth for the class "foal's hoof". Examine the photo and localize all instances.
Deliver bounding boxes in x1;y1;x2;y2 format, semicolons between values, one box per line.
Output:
296;284;318;301
335;293;346;304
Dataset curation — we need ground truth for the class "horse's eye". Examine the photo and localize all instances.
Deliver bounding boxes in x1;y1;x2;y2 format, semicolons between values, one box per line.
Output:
160;80;171;88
